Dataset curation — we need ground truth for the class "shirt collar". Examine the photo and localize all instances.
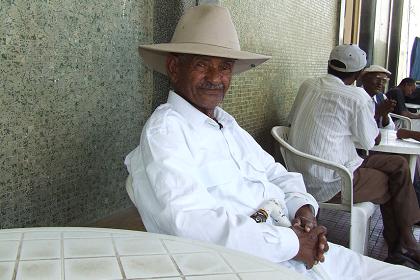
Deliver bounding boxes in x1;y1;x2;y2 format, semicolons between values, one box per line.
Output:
325;73;346;85
167;90;234;128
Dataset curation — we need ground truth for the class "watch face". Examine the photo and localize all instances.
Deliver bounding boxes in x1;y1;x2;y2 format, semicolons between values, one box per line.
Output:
250;210;267;223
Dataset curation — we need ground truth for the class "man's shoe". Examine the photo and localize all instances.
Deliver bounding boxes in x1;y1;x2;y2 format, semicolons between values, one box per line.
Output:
386;244;420;271
384;253;420;271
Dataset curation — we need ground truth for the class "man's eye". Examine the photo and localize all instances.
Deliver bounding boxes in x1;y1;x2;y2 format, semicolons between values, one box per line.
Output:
221;63;233;71
195;62;207;68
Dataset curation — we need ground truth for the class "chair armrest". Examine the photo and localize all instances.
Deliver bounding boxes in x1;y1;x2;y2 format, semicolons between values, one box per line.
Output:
389;113;412;130
271;127;353;210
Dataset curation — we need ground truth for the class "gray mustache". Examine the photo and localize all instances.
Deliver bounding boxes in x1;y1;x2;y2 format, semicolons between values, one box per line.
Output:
200;82;224;90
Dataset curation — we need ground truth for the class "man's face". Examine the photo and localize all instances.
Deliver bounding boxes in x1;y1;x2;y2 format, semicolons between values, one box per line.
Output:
362;72;389;96
167;54;234;116
402;83;416;96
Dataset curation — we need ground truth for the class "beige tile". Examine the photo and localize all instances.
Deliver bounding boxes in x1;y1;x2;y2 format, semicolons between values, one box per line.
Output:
64;238;114;258
114;237;166;255
0;240;19;261
172;252;232;275
63;231;111;239
239;270;306;280
0;262;14;280
163;239;213;253
24;232;61;240
121;255;180;279
0;232;21;241
16;259;61;280
21;240;61;260
221;252;278;272
186;275;239;280
65;257;122;280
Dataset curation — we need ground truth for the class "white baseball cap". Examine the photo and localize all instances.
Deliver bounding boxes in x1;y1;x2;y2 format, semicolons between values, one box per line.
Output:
328;44;367;72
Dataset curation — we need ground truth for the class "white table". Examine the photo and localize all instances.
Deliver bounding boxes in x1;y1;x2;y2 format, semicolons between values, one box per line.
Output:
0;227;305;280
370;128;420;181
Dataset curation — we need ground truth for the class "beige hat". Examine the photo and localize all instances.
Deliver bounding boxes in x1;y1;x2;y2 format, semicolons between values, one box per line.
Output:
138;5;271;75
362;65;392;76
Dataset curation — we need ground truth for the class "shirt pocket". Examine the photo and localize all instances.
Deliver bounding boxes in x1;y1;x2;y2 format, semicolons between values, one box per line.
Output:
242;156;268;182
198;159;239;188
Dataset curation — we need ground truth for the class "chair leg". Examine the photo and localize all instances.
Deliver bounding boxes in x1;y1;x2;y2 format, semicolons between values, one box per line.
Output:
349;207;370;255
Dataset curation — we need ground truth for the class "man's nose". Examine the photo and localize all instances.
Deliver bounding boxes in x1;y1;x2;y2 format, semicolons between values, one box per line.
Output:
206;66;223;82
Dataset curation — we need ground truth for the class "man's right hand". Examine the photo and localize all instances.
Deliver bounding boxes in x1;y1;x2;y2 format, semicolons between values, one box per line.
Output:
292;224;328;269
376;99;396;117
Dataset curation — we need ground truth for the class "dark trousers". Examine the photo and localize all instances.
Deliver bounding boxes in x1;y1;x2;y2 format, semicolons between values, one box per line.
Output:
353;153;420;251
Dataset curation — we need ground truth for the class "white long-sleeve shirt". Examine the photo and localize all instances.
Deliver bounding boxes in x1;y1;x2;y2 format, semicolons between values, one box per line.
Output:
125;91;318;263
124;90;420;280
288;74;379;202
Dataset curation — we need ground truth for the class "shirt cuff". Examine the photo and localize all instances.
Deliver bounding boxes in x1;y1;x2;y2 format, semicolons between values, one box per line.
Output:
286;197;318;221
273;226;300;261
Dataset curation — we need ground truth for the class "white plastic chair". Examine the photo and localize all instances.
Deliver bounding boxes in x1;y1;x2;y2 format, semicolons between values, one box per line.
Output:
271;126;376;255
389;113;412;130
126;174;135;203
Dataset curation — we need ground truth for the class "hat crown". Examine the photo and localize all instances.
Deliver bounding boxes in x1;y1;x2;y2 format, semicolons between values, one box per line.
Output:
329;44;366;72
363;65;391;75
171;5;241;50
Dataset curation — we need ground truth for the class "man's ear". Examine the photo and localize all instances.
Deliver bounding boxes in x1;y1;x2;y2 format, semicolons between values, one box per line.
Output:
166;54;179;84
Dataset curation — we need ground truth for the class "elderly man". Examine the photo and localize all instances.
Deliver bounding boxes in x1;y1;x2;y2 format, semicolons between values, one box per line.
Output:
360;65;396;129
288;44;420;270
125;5;419;279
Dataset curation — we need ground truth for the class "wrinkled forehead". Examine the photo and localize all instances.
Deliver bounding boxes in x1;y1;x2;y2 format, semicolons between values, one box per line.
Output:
367;72;389;78
174;53;236;64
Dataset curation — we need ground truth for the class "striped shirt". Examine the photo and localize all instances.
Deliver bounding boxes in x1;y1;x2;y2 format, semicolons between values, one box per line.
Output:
288;74;379;202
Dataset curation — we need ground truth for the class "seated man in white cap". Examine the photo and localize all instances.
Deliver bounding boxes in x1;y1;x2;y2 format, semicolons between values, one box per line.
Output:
125;4;419;279
360;65;396;130
288;43;420;271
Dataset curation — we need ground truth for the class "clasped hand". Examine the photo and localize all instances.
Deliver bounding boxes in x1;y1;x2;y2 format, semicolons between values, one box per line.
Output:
292;206;329;269
376;99;396;117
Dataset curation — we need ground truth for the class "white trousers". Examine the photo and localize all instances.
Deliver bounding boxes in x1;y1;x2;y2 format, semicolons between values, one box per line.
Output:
280;243;419;280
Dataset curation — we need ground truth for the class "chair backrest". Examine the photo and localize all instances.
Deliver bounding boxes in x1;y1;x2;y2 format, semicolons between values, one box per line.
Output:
389;113;412;130
126;174;135;203
271;126;353;211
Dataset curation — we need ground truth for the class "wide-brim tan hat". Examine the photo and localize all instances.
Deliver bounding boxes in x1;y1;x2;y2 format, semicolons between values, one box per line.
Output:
139;4;271;75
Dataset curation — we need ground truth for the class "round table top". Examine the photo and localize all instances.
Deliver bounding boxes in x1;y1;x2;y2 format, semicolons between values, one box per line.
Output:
0;227;305;280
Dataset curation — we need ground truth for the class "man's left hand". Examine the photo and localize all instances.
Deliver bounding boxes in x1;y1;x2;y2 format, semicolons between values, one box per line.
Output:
293;205;329;263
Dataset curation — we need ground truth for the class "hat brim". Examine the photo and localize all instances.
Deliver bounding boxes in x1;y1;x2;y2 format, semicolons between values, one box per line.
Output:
139;43;271;75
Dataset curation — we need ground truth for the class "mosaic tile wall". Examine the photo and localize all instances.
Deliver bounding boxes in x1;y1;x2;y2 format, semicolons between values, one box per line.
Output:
1;0;339;228
0;0;157;228
220;0;339;151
